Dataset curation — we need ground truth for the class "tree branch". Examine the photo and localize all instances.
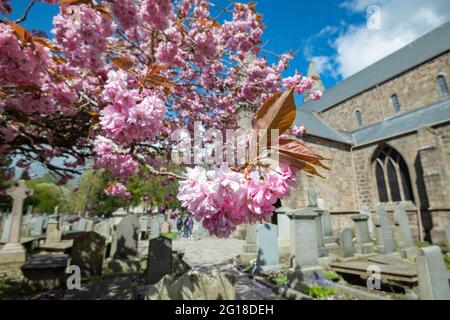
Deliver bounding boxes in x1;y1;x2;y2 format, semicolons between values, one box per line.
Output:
14;0;36;24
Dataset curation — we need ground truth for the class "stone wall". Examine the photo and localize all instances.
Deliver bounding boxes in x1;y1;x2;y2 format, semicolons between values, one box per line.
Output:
319;52;450;132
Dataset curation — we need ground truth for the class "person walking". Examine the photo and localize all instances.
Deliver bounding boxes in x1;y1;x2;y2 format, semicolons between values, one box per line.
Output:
186;216;194;240
176;216;183;237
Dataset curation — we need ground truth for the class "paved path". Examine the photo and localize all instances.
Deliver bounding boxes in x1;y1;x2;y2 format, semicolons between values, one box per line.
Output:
173;238;284;300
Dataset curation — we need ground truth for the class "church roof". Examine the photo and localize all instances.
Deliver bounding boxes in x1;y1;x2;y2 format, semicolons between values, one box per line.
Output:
295;110;353;144
296;98;450;146
352;98;450;147
301;22;450;113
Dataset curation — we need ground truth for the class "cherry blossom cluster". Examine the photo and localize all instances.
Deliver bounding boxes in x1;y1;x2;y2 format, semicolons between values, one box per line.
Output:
105;182;132;200
178;163;297;237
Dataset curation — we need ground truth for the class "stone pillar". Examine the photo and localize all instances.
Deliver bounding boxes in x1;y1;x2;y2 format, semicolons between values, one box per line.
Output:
287;208;324;291
416;246;450;300
0;180;33;264
313;209;328;257
351;214;375;255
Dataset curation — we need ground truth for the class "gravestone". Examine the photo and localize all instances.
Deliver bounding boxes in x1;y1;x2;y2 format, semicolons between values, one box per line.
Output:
21;211;32;237
45;221;62;244
161;222;170;234
444;219;450;249
276;208;291;249
240;224;258;264
340;228;354;258
71;232;106;277
94;220;113;243
351;214;375;255
85;220;94;232
375;208;396;254
149;218;161;239
287;208;324;290
394;206;416;258
111;214;140;260
0;180;33;264
145;237;172;285
361;206;374;234
255;224;281;273
139;216;149;234
416;246;450;300
29;216;46;236
73;218;87;232
321;211;336;246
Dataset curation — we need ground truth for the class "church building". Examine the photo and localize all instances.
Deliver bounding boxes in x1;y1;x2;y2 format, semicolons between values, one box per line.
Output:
289;22;450;245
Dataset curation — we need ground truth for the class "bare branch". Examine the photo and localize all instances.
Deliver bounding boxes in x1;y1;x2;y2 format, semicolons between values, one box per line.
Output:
14;0;36;24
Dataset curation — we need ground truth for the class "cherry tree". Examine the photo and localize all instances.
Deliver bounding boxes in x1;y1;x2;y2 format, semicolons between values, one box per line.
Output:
0;0;328;237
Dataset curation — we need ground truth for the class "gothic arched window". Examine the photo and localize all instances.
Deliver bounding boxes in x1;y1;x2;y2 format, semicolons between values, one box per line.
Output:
391;94;400;113
437;75;449;96
374;146;414;203
355;110;363;128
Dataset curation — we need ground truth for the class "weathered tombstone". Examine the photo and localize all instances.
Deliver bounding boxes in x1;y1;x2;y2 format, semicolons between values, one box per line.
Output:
139;215;149;235
351;214;375;255
416;246;450;300
375;208;396;254
240;223;258;264
111;207;128;226
71;232;106;277
276;208;291;249
444;219;450;249
0;180;33;263
45;221;62;244
29;216;45;236
321;211;336;246
160;221;170;234
94;220;113;243
361;206;374;234
21;209;33;237
85;220;94;232
340;228;354;258
145;237;172;285
394;206;416;258
149;218;160;239
287;208;324;290
255;224;281;273
73;218;87;232
111;214;140;260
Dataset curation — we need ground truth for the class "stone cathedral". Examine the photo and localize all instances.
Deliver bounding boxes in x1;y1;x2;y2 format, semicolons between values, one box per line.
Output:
284;22;450;245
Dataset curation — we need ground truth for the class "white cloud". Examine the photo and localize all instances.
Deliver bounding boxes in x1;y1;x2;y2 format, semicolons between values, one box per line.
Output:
315;0;450;79
310;56;339;79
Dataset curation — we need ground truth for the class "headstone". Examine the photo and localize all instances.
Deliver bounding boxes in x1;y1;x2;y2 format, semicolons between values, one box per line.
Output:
444;219;450;249
313;209;328;257
149;218;160;239
111;214;140;260
0;180;33;264
351;214;375;255
416;246;450;300
29;216;45;236
287;208;324;290
243;224;257;253
160;222;170;234
375;208;396;254
111;207;128;226
73;218;87;232
94;220;113;243
85;220;94;232
340;228;354;258
45;221;62;244
276;208;291;248
321;211;336;246
255;224;281;273
71;232;106;277
145;237;172;285
21;211;32;237
394;206;415;249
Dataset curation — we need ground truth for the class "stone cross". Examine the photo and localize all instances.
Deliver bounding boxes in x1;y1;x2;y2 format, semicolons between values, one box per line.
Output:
0;180;33;264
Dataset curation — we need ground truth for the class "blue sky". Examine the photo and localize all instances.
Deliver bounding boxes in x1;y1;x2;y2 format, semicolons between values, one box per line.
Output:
3;0;450;90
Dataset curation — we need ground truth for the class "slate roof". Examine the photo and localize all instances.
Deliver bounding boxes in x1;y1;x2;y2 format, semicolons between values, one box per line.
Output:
296;98;450;147
295;110;352;144
301;22;450;113
352;98;450;146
